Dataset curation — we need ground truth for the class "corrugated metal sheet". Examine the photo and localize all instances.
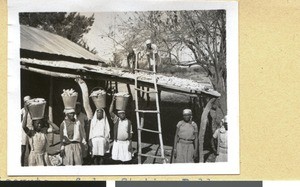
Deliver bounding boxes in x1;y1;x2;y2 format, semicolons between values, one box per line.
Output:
21;25;105;63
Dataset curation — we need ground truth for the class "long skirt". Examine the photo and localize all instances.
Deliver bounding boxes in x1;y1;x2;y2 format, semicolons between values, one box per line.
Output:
63;143;82;165
112;140;132;162
215;147;227;162
175;141;194;163
91;137;108;156
28;151;50;166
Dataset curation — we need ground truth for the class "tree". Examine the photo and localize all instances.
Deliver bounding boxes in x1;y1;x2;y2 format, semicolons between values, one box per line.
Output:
19;12;97;53
109;10;227;115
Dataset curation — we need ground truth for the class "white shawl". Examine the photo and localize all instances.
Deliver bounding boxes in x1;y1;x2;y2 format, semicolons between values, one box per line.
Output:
89;109;110;141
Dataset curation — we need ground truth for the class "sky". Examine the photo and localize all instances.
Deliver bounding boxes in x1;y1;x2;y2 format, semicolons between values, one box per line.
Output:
81;12;195;64
81;12;117;62
81;12;136;63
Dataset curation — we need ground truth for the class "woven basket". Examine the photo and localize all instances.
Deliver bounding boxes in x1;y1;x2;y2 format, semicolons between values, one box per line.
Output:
115;95;129;111
61;95;78;109
27;98;46;120
90;87;106;109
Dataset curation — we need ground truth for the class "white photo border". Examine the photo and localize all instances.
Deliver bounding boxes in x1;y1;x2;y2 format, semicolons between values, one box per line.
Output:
7;0;239;176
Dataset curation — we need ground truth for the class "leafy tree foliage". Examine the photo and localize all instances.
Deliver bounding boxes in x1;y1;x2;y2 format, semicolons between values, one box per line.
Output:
20;12;97;54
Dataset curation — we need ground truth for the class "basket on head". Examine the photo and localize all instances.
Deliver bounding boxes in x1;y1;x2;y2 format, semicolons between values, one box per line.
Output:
90;87;106;109
115;92;130;111
61;89;78;110
27;98;46;120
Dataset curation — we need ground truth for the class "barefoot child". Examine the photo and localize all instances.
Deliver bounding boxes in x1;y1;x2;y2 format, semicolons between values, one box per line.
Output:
22;100;59;166
109;95;133;164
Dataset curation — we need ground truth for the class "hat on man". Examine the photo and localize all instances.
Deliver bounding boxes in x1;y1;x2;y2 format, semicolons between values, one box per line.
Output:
183;109;192;115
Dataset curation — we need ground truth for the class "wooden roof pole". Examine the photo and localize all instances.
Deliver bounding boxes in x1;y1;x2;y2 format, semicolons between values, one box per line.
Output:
198;97;216;163
75;78;93;120
48;77;54;145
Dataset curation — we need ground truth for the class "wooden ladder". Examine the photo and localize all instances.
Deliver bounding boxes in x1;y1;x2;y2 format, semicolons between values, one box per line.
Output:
134;53;167;164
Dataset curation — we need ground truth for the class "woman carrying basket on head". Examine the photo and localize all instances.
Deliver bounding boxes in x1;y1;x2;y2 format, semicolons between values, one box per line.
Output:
89;108;110;165
22;99;59;166
109;94;133;164
60;89;87;166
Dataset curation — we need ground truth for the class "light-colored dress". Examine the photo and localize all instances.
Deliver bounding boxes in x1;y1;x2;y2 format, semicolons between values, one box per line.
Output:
213;126;228;162
175;120;198;163
28;131;50;166
89;110;110;156
111;115;133;162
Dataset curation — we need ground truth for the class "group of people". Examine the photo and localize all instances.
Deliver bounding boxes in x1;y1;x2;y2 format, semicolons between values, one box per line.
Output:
21;95;228;166
21;95;133;166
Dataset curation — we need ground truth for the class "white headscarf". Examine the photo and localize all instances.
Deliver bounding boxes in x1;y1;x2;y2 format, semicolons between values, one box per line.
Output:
89;109;110;140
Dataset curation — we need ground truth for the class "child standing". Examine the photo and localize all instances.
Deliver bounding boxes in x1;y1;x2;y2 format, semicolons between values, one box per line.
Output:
109;95;133;164
22;101;59;166
60;108;87;165
211;116;228;162
21;95;32;166
173;109;198;163
89;109;110;165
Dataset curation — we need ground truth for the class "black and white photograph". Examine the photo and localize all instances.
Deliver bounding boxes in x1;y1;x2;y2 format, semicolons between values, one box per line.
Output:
8;0;238;175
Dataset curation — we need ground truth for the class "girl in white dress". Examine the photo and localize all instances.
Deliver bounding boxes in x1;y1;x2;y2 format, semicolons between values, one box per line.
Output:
89;109;110;165
109;96;133;163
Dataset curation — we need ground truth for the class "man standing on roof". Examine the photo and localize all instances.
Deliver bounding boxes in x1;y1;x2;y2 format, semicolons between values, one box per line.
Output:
127;48;138;73
145;39;160;72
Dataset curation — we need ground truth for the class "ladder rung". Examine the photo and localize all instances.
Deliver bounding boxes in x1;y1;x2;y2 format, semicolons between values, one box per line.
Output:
135;68;155;74
138;127;161;134
139;153;165;159
136;110;160;113
135;88;157;94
